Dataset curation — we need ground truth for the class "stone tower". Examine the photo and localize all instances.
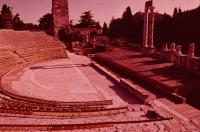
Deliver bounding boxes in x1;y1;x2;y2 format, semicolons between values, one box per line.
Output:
52;0;69;38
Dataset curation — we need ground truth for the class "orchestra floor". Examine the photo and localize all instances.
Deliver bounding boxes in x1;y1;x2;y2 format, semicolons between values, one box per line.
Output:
2;52;140;106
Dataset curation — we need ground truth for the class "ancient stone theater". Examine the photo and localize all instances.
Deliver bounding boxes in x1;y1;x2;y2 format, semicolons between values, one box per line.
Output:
0;0;199;131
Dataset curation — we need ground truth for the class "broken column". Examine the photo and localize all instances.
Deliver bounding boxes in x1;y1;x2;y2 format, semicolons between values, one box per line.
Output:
188;43;195;57
176;45;182;56
175;45;183;66
148;6;155;48
142;5;149;48
162;43;168;51
170;43;176;52
186;43;195;68
167;43;176;62
142;0;155;55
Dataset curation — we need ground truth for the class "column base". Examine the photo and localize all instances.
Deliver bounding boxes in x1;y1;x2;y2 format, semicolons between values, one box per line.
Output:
142;47;156;56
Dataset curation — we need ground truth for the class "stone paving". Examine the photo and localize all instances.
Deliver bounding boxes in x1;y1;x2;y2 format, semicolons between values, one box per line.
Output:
2;59;105;102
68;52;140;106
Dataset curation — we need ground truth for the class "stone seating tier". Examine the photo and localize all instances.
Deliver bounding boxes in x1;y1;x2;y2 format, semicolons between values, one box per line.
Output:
0;89;125;117
0;91;113;108
0;99;127;113
0;30;128;120
0;55;121;116
17;48;65;55
0;30;65;48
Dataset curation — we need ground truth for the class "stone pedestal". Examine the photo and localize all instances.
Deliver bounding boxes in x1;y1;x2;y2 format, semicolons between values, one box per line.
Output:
162;43;169;51
142;47;156;56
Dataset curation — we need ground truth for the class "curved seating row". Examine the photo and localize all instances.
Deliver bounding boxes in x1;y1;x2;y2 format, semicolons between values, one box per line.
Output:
0;123;113;131
16;46;68;64
0;103;127;117
0;31;128;131
0;46;128;118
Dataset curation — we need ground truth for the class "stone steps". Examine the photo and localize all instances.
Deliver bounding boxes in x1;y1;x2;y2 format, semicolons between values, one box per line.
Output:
0;30;64;48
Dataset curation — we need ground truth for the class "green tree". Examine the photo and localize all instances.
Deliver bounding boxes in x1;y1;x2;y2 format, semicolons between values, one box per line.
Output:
1;4;11;14
173;7;178;17
0;14;2;28
38;13;53;35
102;22;109;36
13;13;25;30
109;17;124;39
122;6;133;39
122;6;132;21
94;22;101;29
75;11;96;28
178;7;182;14
1;4;13;29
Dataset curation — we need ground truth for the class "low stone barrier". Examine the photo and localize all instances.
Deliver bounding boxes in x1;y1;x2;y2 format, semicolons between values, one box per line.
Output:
160;43;200;75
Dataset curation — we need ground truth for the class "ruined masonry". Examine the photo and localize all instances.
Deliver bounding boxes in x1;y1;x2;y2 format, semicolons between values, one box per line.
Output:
52;0;70;38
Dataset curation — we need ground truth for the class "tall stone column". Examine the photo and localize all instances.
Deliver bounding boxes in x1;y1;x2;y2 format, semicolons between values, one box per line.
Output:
148;7;154;48
52;0;69;39
170;43;176;52
143;8;149;48
176;45;182;56
188;43;195;57
186;43;195;68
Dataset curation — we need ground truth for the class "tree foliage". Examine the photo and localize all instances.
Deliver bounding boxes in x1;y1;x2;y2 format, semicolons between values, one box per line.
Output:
0;14;2;28
173;7;178;17
0;4;38;30
102;22;109;36
122;6;132;21
1;4;11;15
13;13;24;30
38;13;53;35
0;4;12;28
74;11;100;28
39;13;53;30
109;6;200;55
67;32;84;42
109;7;135;40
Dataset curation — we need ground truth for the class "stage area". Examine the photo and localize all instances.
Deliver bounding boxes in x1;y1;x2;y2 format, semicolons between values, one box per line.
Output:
2;59;106;102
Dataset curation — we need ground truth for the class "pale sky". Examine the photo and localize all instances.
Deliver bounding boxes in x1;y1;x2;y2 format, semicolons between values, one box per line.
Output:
0;0;199;25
